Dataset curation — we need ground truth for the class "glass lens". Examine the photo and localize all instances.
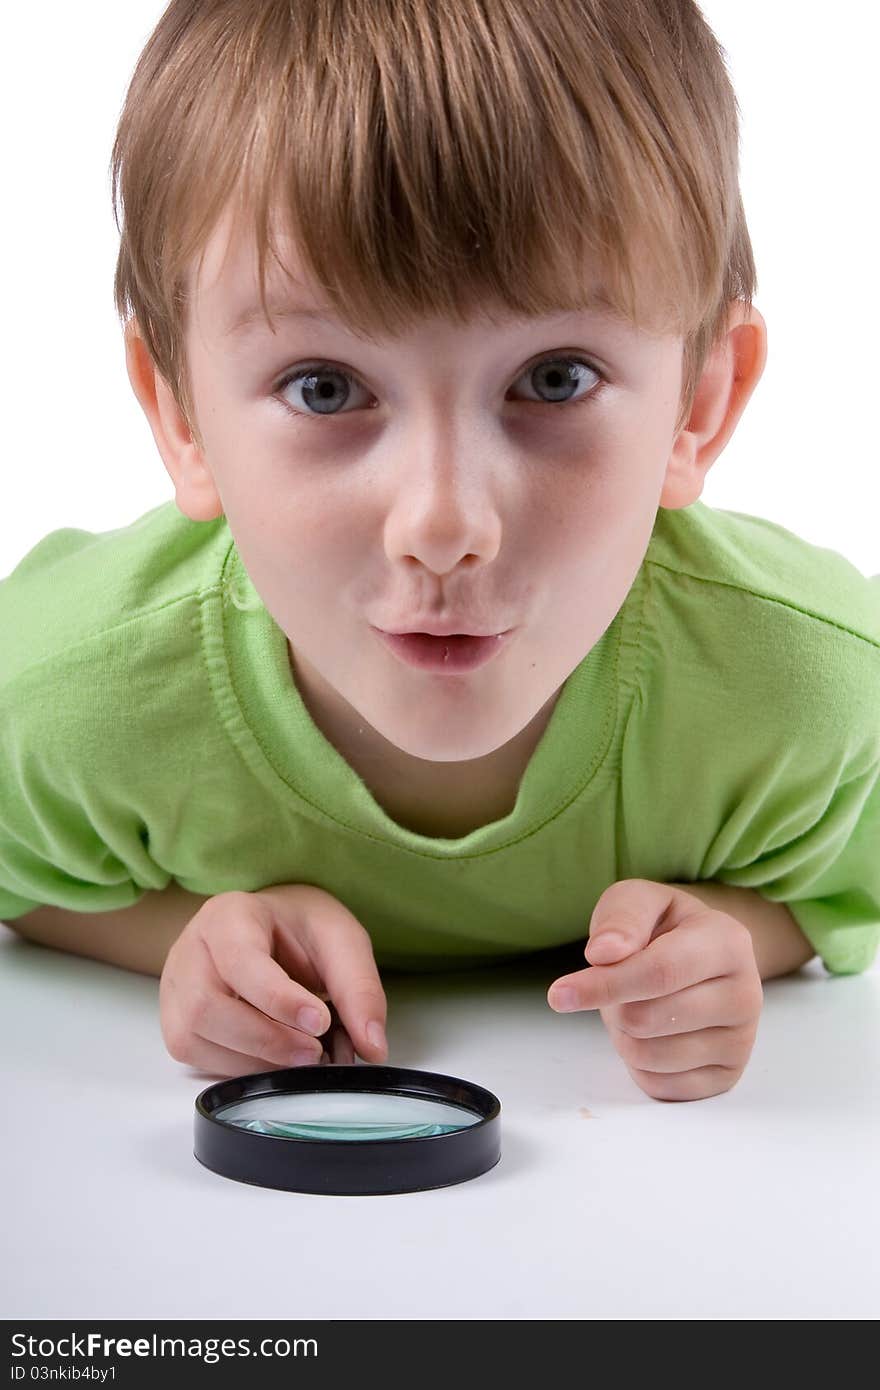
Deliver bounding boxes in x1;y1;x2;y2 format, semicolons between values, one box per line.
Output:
215;1090;481;1141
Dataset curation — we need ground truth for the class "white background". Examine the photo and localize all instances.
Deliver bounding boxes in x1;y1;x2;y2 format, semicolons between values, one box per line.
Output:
1;1;878;577
1;0;878;1328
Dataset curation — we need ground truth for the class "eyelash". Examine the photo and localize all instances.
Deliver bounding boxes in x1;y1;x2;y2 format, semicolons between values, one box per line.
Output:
272;354;606;420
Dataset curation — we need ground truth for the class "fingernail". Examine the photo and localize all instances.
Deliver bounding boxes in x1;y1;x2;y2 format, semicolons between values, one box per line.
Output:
587;932;626;962
550;987;577;1012
297;1006;326;1035
366;1020;386;1052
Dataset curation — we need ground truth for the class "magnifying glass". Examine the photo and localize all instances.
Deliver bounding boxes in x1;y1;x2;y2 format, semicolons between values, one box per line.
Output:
194;1063;502;1195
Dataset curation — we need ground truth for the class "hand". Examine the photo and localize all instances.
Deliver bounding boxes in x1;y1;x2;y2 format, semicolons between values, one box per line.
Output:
547;879;763;1101
159;884;388;1077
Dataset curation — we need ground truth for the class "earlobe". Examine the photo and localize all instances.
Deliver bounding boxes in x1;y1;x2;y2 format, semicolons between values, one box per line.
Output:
660;303;768;510
123;321;223;522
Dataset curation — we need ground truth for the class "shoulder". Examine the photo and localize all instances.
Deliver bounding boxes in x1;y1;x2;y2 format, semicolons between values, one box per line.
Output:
0;502;234;695
0;502;236;775
641;500;880;737
646;500;879;644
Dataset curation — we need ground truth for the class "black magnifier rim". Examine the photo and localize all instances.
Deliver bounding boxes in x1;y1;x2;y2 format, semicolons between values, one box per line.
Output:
194;1063;502;1196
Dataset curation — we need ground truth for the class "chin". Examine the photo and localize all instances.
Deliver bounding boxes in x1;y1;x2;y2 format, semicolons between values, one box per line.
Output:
376;714;525;763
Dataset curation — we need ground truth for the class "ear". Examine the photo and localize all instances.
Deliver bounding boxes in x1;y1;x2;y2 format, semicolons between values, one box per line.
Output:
124;320;224;521
659;302;767;509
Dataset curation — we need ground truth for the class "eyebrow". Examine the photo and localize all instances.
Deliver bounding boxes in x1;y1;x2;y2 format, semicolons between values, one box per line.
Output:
223;288;623;340
223;302;339;338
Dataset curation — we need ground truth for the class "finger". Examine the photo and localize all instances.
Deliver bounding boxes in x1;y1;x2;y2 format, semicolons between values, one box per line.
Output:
177;1034;322;1080
607;1019;758;1075
289;890;388;1063
160;938;321;1071
584;878;730;965
612;976;764;1038
625;1063;743;1103
202;907;335;1039
584;878;689;965
188;990;326;1069
549;916;741;1011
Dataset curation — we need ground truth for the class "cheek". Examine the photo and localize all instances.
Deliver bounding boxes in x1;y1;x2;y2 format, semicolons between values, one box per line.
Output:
216;427;356;547
541;429;663;598
248;496;350;574
534;447;640;554
577;413;670;526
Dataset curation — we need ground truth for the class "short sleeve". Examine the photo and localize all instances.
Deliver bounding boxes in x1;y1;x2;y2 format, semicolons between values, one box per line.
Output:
0;670;168;922
717;743;880;976
0;755;150;921
781;761;880;974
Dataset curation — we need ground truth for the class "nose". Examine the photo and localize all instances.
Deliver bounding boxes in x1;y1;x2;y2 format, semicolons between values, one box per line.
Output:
381;408;504;576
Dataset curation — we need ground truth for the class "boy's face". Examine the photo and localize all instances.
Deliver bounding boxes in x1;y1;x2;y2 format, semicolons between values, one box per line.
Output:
172;207;696;779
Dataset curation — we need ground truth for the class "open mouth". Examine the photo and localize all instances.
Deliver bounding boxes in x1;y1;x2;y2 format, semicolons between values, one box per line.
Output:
374;629;513;673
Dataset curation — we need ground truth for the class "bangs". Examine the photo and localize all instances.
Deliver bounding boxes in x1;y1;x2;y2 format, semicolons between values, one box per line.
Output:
113;0;755;431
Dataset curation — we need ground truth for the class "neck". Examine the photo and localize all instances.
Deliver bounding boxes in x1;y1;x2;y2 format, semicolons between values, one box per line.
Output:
288;641;560;836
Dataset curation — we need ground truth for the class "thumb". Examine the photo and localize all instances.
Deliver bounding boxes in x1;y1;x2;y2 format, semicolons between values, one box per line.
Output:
261;883;389;1063
300;888;389;1064
584;878;677;965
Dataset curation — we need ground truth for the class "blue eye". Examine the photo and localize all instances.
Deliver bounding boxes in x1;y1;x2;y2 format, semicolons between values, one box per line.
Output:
276;364;368;416
274;354;604;418
520;357;602;405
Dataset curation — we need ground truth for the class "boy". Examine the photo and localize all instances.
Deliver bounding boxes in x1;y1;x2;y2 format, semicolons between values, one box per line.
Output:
2;0;877;1102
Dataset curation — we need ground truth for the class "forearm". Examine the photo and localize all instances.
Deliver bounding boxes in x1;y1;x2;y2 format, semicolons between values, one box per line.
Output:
6;880;212;978
667;880;815;979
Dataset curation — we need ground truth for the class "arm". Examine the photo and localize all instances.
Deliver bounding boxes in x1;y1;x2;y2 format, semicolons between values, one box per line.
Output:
666;880;815;980
6;880;212;978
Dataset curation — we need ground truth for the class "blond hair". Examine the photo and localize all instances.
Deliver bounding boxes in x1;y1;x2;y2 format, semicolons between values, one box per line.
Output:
111;0;756;449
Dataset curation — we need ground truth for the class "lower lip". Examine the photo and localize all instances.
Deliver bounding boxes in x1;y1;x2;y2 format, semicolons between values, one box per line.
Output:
373;628;514;673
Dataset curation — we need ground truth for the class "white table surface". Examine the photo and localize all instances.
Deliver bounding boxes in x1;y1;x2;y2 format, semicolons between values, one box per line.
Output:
2;923;878;1321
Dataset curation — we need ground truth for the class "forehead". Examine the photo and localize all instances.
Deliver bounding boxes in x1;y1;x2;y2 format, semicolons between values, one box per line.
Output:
187;199;664;351
190;203;315;336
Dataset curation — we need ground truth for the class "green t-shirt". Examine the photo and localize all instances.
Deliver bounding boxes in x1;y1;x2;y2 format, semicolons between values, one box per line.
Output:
1;499;878;974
